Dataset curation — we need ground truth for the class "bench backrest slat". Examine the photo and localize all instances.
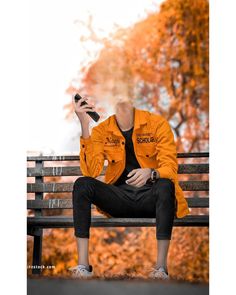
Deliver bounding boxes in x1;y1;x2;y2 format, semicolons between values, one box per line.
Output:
27;163;209;177
27;197;209;210
27;152;209;162
27;180;209;193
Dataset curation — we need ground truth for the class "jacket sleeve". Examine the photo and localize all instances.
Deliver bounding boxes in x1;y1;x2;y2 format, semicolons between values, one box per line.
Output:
155;118;178;181
79;127;105;178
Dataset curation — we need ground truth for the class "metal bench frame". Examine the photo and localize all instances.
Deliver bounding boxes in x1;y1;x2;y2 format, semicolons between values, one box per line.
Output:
27;152;209;275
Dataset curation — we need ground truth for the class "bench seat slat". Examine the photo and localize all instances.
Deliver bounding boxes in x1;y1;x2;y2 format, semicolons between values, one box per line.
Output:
27;164;209;177
27;215;209;228
27;181;209;193
27;197;209;209
27;152;209;162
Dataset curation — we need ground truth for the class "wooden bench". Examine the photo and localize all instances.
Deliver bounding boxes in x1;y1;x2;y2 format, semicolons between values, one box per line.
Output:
27;152;209;274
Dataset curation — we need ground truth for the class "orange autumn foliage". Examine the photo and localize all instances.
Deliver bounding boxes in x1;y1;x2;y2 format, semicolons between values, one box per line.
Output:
65;0;209;152
27;226;208;282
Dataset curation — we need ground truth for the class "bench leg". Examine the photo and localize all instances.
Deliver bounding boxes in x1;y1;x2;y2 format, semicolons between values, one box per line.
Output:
32;230;42;275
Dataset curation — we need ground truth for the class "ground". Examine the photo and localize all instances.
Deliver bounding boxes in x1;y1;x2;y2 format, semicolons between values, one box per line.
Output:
28;277;209;295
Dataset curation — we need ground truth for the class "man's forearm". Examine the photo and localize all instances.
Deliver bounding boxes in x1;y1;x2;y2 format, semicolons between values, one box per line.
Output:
81;123;90;139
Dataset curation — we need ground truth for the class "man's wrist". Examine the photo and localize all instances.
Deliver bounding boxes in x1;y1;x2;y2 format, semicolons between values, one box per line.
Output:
149;168;156;181
81;124;90;139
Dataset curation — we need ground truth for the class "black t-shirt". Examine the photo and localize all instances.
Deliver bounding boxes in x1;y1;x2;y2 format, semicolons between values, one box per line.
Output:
114;126;141;186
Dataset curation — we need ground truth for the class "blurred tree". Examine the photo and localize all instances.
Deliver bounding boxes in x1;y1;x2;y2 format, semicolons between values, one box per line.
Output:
66;0;209;152
125;0;209;151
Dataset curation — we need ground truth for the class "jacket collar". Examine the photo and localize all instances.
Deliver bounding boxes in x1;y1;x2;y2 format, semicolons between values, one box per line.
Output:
107;108;149;136
134;108;150;128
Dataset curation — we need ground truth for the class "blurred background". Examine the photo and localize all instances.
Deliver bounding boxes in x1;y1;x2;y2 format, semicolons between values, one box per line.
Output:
29;0;208;155
28;0;209;282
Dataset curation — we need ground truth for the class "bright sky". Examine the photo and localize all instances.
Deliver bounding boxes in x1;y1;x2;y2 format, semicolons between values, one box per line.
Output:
29;0;163;155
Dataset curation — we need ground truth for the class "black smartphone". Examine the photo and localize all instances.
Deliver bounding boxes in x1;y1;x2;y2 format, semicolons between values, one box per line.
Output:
74;93;100;122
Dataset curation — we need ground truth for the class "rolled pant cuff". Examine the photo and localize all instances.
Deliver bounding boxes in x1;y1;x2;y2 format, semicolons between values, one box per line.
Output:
156;234;171;240
74;231;90;238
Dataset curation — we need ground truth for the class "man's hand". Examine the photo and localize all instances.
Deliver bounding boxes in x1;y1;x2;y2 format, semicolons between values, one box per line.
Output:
126;168;152;188
72;94;95;126
72;94;96;139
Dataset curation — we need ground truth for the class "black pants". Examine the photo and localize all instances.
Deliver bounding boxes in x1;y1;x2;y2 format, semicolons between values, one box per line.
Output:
72;176;176;240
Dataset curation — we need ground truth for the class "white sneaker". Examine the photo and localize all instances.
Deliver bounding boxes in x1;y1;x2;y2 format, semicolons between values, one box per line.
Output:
68;264;94;279
149;266;169;280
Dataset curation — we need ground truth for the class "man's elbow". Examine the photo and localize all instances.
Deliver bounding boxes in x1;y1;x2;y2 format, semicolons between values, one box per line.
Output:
87;162;103;178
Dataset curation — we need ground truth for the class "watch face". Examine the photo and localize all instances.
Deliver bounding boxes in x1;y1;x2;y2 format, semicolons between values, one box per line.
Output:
153;171;157;179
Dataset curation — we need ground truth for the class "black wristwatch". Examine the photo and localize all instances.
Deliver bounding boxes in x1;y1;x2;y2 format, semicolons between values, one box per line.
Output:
151;168;157;181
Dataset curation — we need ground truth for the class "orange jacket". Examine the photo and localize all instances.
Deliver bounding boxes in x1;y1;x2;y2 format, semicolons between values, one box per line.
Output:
79;108;190;218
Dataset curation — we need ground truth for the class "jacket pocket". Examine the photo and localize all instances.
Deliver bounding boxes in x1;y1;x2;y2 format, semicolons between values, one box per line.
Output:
105;150;123;163
136;145;158;158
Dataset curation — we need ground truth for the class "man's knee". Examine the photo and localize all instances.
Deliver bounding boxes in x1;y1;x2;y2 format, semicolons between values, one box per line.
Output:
157;178;175;190
153;178;175;199
73;176;96;195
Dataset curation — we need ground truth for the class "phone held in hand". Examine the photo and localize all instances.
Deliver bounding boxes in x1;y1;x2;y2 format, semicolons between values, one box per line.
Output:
74;93;100;122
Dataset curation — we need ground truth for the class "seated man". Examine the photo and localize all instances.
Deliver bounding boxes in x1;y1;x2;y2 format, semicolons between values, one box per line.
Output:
69;95;189;279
